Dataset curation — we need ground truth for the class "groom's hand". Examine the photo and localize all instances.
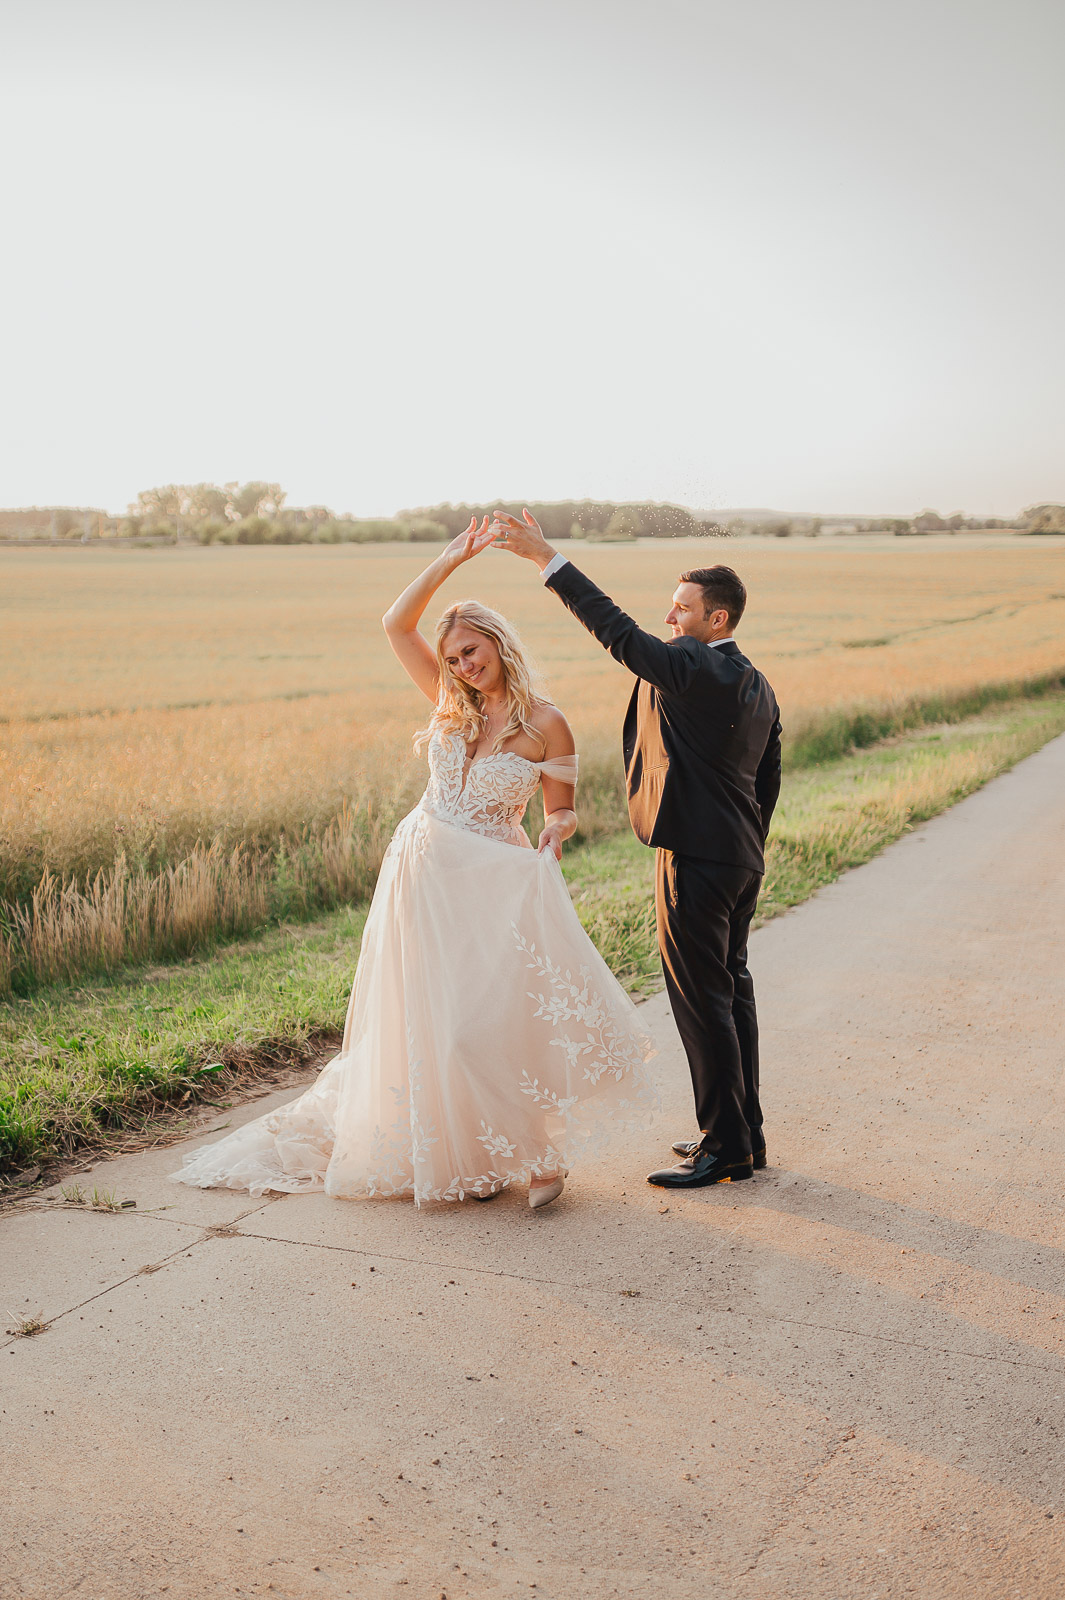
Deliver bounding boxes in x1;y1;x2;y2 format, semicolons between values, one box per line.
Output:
491;509;557;572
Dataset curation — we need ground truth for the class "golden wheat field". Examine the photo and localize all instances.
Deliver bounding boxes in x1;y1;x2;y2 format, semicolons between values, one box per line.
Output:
3;533;1065;897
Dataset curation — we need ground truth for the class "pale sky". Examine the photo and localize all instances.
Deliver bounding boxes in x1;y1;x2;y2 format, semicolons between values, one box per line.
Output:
1;0;1062;518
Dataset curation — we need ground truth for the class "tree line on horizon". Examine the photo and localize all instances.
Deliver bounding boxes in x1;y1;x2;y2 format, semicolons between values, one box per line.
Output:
0;483;1062;543
0;485;724;545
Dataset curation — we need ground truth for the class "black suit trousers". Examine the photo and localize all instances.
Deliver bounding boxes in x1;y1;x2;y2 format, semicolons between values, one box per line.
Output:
654;851;764;1156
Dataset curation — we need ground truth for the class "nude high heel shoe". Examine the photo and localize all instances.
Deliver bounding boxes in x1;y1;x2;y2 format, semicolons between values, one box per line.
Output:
529;1173;565;1209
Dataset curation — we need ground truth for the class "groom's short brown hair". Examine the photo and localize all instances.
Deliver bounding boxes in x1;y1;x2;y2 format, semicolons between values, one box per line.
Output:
679;565;747;627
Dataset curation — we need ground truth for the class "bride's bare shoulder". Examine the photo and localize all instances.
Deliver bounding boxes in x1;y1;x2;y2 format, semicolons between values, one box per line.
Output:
530;700;576;757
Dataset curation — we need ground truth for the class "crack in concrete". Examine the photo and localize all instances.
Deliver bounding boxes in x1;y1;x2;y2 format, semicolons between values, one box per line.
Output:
2;1234;198;1347
8;1199;1059;1378
0;1199;279;1349
156;1218;1065;1373
231;1227;1063;1370
724;1310;1062;1372
736;1423;858;1580
234;1223;590;1289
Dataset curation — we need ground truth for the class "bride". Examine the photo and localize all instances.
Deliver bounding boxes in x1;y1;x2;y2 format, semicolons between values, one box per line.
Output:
173;518;656;1208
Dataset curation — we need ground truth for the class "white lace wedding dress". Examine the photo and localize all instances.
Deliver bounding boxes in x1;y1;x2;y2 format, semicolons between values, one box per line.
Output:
172;730;657;1204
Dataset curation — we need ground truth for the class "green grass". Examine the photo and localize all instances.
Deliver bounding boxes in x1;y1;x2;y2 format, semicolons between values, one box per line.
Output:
3;691;1065;1176
0;907;367;1173
784;667;1065;767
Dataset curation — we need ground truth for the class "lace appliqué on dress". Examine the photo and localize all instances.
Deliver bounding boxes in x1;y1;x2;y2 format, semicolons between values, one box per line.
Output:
419;731;547;846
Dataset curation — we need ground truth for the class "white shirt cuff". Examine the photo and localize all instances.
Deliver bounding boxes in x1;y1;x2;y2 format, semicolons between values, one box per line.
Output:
541;552;570;582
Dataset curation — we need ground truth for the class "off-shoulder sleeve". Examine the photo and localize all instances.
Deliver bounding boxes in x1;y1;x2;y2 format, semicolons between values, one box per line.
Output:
536;754;579;784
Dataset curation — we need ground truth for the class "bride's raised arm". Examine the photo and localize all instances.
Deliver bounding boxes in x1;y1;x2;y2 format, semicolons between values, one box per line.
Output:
382;517;496;701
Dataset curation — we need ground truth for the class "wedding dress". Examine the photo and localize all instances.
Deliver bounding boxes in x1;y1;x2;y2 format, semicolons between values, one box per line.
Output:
172;729;657;1204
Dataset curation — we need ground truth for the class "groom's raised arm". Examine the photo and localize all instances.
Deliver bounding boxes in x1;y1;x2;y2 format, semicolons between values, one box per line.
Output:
544;558;699;695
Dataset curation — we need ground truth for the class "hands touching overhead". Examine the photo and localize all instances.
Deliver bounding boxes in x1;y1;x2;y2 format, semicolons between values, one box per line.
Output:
439;510;557;571
488;509;557;570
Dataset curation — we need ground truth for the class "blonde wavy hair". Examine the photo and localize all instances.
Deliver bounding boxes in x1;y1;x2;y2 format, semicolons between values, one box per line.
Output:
415;600;548;757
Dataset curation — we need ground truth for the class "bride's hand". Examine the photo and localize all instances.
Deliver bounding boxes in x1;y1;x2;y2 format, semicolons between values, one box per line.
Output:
537;820;566;861
444;516;494;565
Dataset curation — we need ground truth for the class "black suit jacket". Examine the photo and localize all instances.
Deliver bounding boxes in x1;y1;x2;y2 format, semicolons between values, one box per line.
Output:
546;560;782;871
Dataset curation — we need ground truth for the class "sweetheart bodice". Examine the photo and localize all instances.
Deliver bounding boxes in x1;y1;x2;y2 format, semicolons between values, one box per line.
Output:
417;730;578;847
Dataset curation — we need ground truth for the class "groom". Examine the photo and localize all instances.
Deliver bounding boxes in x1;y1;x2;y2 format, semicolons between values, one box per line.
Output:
493;511;781;1188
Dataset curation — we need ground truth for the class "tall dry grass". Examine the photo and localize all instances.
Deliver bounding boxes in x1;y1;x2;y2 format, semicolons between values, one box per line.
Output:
0;810;377;996
0;750;629;996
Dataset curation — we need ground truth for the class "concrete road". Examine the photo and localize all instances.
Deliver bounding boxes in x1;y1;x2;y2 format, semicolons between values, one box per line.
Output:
4;734;1065;1600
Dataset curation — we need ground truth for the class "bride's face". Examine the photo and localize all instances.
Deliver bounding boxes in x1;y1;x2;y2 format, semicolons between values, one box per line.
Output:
443;624;504;697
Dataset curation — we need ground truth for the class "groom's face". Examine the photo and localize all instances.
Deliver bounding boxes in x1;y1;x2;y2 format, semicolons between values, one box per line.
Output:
666;581;725;643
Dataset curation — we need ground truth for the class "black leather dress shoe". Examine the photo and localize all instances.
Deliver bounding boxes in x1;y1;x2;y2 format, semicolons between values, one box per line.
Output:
647;1149;754;1187
672;1137;767;1169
